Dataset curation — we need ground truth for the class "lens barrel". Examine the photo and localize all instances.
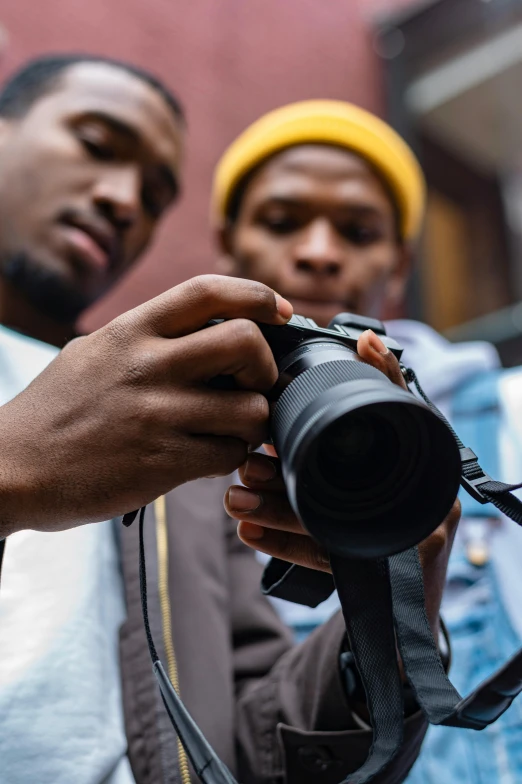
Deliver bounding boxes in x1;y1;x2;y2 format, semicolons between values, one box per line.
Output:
271;345;461;559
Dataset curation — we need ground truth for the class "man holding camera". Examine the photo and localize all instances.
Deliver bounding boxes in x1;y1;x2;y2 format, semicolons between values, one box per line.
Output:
211;100;521;782
0;59;458;784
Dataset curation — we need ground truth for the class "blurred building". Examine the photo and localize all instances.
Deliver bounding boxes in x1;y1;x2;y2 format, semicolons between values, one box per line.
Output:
376;0;522;364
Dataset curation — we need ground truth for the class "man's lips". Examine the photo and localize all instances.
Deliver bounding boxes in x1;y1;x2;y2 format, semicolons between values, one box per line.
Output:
59;218;118;274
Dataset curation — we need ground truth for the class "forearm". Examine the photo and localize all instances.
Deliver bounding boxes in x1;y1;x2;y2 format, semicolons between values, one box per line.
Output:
0;396;75;537
0;409;32;538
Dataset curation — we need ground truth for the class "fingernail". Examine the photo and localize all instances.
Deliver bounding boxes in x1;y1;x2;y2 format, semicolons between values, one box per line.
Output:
228;487;261;513
367;329;389;355
274;293;293;320
238;521;264;540
243;455;277;483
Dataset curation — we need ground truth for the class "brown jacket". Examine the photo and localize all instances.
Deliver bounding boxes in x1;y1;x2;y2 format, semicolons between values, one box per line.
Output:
119;476;427;784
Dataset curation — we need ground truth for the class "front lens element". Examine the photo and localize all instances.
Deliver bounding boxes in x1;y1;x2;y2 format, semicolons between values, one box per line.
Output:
316;411;400;492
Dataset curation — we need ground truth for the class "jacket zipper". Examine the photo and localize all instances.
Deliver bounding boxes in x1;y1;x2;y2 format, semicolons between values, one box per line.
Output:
155;495;192;784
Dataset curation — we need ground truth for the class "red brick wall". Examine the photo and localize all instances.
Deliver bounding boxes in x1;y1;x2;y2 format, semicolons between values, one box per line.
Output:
0;0;420;329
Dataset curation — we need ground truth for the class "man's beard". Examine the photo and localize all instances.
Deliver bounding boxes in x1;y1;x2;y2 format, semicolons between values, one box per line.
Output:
2;252;93;324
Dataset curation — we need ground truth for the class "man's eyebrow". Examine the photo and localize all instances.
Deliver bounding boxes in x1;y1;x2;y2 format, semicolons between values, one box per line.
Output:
258;196;383;214
83;110;140;142
79;111;180;199
256;195;306;207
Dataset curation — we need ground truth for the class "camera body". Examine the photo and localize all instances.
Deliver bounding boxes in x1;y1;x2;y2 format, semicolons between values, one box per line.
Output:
209;312;401;396
253;312;403;397
210;312;460;559
257;311;402;356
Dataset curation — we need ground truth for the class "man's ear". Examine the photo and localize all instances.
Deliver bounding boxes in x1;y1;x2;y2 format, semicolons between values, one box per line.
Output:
214;222;238;275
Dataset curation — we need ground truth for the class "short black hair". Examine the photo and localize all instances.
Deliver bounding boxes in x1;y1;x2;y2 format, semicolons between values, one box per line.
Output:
0;53;185;124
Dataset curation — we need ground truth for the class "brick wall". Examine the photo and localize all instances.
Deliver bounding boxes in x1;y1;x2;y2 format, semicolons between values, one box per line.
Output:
0;0;420;328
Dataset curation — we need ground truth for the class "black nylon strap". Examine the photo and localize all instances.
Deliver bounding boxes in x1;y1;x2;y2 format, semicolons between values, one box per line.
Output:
0;538;5;588
137;505;159;663
131;505;238;784
329;554;404;783
390;545;522;730
122;508;140;526
261;558;335;606
480;479;522;523
389;548;464;722
405;368;522;523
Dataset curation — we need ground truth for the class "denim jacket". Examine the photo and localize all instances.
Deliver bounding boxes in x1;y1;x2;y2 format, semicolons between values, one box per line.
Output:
407;365;522;782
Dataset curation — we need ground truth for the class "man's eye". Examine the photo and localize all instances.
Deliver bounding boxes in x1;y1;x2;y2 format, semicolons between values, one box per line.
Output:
341;224;380;246
80;137;116;162
262;215;300;234
141;186;163;219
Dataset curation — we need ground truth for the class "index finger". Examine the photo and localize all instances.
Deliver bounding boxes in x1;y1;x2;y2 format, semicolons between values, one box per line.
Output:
130;275;293;338
357;329;408;390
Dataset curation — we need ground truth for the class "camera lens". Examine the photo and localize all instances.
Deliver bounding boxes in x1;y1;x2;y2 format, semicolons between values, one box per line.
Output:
316;411;398;492
271;356;460;558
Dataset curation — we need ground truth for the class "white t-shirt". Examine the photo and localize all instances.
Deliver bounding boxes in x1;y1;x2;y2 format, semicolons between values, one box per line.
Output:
0;326;135;784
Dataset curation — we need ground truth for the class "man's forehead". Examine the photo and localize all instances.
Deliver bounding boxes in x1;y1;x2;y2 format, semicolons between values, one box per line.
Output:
41;62;182;152
59;62;170;114
260;145;379;185
247;145;392;204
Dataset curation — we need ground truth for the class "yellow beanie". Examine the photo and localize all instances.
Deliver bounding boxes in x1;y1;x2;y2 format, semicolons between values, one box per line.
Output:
212;100;426;241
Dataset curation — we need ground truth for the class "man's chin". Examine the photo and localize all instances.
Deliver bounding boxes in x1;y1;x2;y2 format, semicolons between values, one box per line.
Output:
2;252;93;324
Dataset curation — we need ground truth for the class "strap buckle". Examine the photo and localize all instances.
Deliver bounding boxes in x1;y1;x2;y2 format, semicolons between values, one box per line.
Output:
460;447;493;504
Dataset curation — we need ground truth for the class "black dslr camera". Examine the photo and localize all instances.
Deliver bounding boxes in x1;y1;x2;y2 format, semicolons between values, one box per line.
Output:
211;312;461;560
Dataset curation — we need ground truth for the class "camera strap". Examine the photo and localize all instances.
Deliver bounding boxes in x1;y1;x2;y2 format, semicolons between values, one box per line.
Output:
0;538;5;588
387;370;522;729
389;545;522;728
329;553;405;782
404;367;522;523
122;506;238;784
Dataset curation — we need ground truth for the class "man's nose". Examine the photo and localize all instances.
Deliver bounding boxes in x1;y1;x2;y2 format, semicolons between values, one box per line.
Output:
92;167;140;230
292;219;343;278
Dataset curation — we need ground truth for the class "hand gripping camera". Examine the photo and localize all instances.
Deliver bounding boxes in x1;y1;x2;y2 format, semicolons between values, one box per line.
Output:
211;311;461;559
